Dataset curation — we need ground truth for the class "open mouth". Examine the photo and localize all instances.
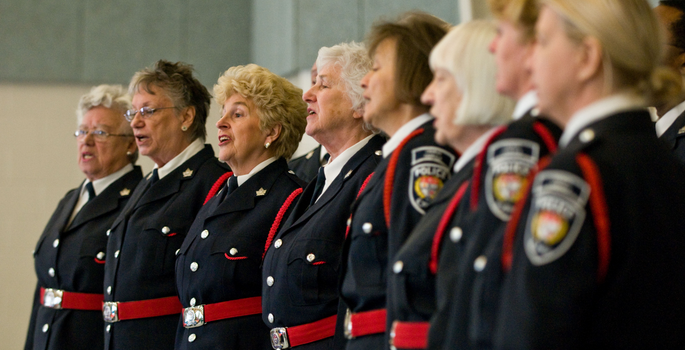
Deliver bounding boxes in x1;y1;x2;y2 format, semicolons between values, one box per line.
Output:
218;135;230;145
307;108;316;116
81;153;94;160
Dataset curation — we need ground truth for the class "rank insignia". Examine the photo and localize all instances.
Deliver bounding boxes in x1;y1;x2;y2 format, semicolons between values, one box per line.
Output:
485;139;540;220
256;188;267;196
524;170;590;265
305;150;315;159
409;146;456;214
679;126;685;135
119;188;131;196
183;168;193;177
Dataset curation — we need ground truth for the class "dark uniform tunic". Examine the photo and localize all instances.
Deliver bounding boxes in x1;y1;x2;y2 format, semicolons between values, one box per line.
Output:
103;145;227;350
429;115;561;350
289;145;325;183
26;166;143;350
494;110;685;349
658;108;685;166
340;121;455;350
262;135;385;350
174;158;305;349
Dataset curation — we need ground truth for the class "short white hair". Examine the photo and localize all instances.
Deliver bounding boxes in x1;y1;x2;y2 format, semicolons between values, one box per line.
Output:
430;21;515;125
316;42;372;113
77;84;133;130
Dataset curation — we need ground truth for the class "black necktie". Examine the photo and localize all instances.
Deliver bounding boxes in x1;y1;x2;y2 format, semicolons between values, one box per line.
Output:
309;167;326;207
219;176;239;203
85;182;96;203
149;169;159;185
321;153;330;166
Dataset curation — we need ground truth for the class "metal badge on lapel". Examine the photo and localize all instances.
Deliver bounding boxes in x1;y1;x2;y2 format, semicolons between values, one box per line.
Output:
409;146;455;214
183;168;194;177
119;188;131;196
678;126;685;135
524;170;590;265
305;150;315;159
256;188;267;196
344;170;353;179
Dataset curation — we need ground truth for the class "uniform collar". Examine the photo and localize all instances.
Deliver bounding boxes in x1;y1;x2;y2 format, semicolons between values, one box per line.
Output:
319;145;328;163
513;90;538;121
656;99;685;137
154;138;205;180
322;134;374;195
453;126;500;173
235;157;277;186
382;113;433;158
82;163;134;197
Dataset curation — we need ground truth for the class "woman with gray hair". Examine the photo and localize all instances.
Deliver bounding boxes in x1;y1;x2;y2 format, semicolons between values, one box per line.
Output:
25;85;143;350
262;42;385;350
102;60;228;350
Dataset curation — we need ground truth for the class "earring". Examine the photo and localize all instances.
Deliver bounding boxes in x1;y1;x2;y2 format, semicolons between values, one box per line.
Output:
265;142;271;149
182;126;188;131
126;151;132;156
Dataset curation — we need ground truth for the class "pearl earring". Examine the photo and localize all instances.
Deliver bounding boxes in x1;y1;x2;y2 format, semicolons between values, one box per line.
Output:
182;126;188;131
265;142;271;149
126;151;132;156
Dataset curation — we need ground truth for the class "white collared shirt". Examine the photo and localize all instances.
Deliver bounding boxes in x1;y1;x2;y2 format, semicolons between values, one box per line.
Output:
319;146;328;163
513;91;538;120
68;163;134;226
317;134;375;201
453;127;501;173
154;138;205;180
656;100;685;137
559;94;645;147
382;113;433;158
235;157;278;186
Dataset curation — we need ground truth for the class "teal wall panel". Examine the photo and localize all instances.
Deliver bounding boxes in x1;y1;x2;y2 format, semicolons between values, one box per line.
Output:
252;0;295;76
362;0;459;30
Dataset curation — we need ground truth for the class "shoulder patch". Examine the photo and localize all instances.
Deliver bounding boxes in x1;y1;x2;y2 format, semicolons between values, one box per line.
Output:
409;146;456;213
485;139;540;220
524;170;590;265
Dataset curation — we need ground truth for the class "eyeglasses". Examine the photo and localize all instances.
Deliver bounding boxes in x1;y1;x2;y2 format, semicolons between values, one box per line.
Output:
124;106;177;122
74;129;133;141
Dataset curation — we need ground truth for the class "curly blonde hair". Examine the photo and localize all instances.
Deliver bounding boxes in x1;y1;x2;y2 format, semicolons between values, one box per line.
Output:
214;64;307;159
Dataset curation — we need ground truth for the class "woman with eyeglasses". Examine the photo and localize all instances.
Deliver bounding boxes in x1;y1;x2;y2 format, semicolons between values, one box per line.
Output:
25;85;143;350
102;60;228;350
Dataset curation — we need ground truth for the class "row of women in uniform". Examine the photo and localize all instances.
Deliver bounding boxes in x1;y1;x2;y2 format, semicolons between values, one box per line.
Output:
26;0;685;348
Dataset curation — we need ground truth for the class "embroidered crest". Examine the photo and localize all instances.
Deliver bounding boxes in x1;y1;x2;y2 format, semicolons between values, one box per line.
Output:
183;168;194;177
119;188;131;196
524;170;590;265
409;146;455;214
256;188;267;196
485;139;540;220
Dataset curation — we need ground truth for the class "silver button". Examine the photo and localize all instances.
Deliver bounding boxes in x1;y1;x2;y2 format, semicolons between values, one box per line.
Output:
229;248;238;256
450;227;463;243
53;239;59;248
42;324;49;333
307;253;316;262
188;334;196;342
190;298;196;306
474;256;487;272
267;276;274;286
375;150;382;156
268;313;274;323
393;261;403;274
162;226;170;234
106;325;111;332
201;230;209;239
114;250;120;258
106;229;111;236
274;239;282;248
362;223;373;234
346;218;351;226
96;252;105;260
190;262;198;272
579;129;595;143
48;268;55;277
531;108;540;117
107;286;112;295
175;249;180;256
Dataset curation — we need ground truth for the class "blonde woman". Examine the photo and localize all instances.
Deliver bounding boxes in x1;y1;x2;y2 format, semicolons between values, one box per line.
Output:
496;0;685;348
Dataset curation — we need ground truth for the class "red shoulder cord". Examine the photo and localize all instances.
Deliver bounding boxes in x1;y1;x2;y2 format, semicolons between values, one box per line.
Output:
575;153;611;282
384;129;424;226
469;127;508;211
203;172;233;205
345;172;375;239
262;188;304;260
501;156;552;271
428;180;470;274
532;121;559;154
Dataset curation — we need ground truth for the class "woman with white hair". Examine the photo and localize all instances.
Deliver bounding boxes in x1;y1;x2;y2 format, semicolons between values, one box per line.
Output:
385;21;515;349
25;85;142;350
495;0;685;348
262;42;385;350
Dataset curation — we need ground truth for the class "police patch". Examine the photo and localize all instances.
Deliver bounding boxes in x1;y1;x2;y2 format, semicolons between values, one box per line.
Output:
524;170;590;265
409;146;455;214
485;139;540;221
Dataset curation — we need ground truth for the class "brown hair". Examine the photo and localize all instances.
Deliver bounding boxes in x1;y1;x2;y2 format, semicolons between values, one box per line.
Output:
488;0;540;43
366;11;450;108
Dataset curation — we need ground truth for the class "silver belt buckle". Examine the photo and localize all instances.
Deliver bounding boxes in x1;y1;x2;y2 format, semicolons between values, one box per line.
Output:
42;288;63;309
344;308;355;339
183;305;205;328
270;327;290;349
102;302;119;323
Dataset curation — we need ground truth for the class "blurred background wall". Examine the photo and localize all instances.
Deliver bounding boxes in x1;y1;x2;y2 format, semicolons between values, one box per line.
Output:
0;0;659;348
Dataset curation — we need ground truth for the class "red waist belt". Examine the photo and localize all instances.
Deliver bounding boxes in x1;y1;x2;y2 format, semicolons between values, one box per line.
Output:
102;296;182;322
183;296;262;328
344;308;387;339
390;321;429;349
270;315;337;349
40;287;103;311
